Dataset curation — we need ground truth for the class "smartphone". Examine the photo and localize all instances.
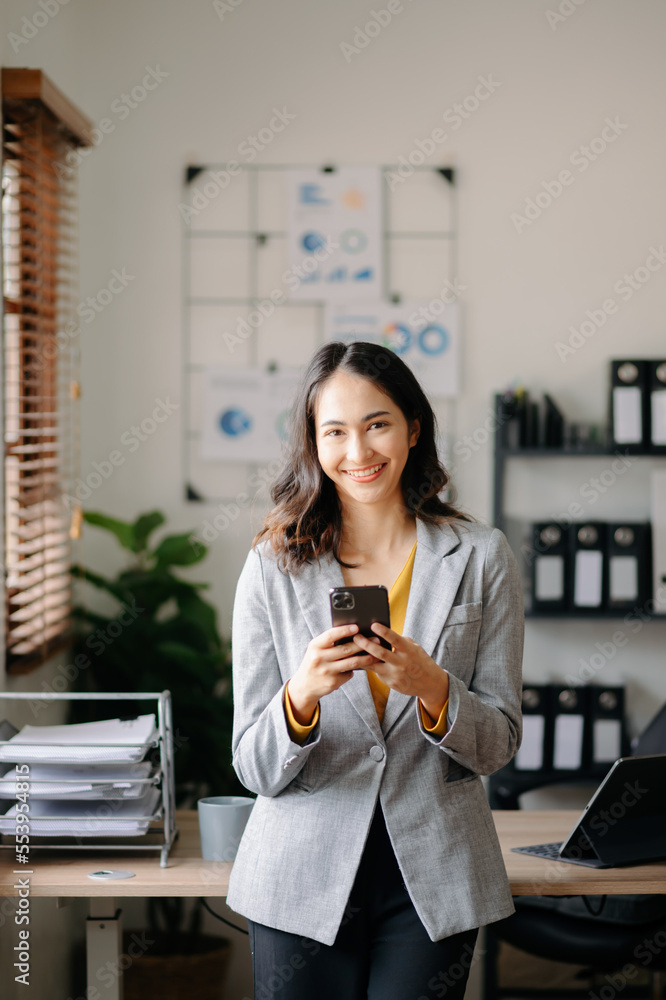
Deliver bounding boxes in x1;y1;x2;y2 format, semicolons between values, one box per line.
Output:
329;585;392;656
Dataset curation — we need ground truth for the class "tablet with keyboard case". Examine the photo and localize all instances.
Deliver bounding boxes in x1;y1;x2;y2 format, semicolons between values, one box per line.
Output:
511;753;666;868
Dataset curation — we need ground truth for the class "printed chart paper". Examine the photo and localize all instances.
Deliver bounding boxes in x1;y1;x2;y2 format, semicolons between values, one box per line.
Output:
286;167;383;301
325;300;461;398
201;368;300;463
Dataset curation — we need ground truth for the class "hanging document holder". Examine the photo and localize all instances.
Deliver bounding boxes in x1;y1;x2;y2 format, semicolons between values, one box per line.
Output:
652;469;666;614
531;523;569;613
610;359;649;452
606;522;652;613
513;685;553;772
648;360;666;455
0;691;177;867
569;522;608;612
552;685;589;771
589;686;627;766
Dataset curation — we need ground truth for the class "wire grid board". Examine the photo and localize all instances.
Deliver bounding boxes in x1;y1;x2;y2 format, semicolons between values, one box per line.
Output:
182;164;457;503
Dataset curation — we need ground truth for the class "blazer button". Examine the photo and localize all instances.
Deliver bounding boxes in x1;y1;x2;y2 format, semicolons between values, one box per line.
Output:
369;745;385;762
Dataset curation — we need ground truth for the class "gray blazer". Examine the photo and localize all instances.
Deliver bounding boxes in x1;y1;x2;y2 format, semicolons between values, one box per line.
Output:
226;517;524;946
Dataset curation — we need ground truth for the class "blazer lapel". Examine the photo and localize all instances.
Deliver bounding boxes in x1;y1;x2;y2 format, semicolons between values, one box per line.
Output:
289;550;385;744
381;518;473;737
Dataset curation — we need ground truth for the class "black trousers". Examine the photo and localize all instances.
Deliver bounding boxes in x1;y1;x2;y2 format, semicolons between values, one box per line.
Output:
247;805;479;1000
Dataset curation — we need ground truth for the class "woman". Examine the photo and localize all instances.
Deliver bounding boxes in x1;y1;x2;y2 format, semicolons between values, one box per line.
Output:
227;341;524;1000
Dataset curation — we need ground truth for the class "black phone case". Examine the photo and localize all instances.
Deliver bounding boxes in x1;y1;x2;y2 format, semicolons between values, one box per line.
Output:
329;585;392;655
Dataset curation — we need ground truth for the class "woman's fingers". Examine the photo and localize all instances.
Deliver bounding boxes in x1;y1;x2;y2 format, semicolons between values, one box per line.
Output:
332;646;382;669
352;633;391;660
307;626;355;661
336;653;383;672
369;621;401;648
328;637;383;669
321;623;359;644
308;626;385;678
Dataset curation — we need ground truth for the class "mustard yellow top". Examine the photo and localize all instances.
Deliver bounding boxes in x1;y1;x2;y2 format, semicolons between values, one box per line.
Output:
284;541;450;741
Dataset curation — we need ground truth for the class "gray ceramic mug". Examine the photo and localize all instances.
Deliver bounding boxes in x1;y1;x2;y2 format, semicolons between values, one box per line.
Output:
197;795;255;861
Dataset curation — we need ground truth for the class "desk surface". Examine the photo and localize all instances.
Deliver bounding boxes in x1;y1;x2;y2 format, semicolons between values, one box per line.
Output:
2;810;666;898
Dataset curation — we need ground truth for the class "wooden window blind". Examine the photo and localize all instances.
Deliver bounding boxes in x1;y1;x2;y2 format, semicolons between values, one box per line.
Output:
1;69;91;673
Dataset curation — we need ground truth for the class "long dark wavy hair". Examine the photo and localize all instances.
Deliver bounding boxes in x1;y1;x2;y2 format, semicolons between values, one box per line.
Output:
253;341;471;572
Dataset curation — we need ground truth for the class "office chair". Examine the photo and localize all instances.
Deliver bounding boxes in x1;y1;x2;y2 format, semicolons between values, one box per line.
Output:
484;702;666;1000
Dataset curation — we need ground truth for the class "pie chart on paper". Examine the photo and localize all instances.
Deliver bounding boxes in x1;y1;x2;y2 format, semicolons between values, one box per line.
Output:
219;408;252;437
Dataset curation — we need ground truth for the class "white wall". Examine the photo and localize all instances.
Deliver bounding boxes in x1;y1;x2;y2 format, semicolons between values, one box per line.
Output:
64;0;666;727
2;1;666;996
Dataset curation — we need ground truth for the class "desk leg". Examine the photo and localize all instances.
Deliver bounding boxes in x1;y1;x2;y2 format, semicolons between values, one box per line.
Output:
87;898;123;1000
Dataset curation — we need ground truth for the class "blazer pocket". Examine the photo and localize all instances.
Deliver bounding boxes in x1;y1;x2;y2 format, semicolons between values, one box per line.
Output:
446;773;479;786
445;761;478;784
443;601;482;627
436;602;483;686
289;774;314;794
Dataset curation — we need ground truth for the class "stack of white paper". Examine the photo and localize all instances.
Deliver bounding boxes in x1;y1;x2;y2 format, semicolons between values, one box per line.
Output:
0;714;157;764
0;787;161;837
0;761;155;800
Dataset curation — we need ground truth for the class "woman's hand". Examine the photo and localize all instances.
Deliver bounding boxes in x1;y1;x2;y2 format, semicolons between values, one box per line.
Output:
287;624;384;726
351;623;450;724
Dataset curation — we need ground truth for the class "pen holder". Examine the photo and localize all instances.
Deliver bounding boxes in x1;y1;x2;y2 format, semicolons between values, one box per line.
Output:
197;795;255;861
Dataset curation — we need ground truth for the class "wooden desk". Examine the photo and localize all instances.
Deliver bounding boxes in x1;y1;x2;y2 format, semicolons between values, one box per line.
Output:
497;810;666;895
0;810;233;898
3;810;666;898
2;811;666;998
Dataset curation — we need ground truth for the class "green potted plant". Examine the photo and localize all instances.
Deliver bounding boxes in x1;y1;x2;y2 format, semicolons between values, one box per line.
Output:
68;509;244;999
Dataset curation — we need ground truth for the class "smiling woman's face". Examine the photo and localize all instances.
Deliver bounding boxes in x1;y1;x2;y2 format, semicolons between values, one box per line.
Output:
313;371;419;509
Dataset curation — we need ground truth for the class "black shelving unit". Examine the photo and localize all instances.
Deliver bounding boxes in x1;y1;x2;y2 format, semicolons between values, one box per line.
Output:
487;762;614;810
491;393;666;619
487;393;666;1000
492;393;619;534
